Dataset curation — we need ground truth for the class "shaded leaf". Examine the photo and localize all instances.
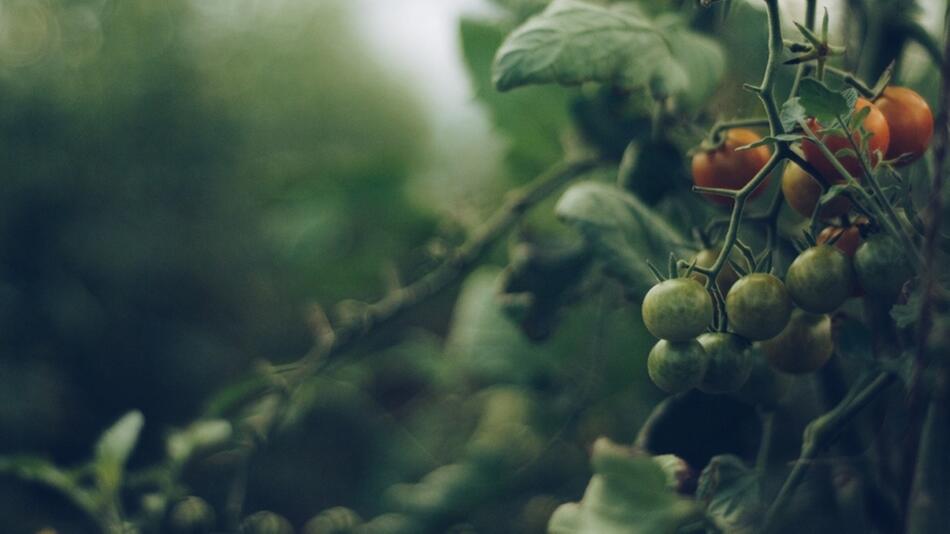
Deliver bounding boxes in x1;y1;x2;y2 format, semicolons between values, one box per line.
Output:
696;455;762;534
779;98;806;133
555;181;688;297
492;0;723;109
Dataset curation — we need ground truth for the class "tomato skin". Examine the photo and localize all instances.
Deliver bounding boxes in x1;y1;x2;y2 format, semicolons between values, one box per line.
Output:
875;86;934;164
817;217;868;257
689;248;740;295
759;309;833;374
647;339;708;393
696;332;754;393
785;245;854;313
801;97;890;183
691;128;772;207
641;278;713;341
725;273;793;341
782;160;851;219
854;234;913;299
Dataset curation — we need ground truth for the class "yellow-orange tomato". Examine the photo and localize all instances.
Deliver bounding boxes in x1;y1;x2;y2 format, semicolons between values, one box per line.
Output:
802;97;890;183
874;86;934;165
692;128;772;207
782;160;851;219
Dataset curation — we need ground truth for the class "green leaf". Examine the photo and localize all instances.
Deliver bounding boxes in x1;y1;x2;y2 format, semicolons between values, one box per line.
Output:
798;78;850;123
555;181;688;297
696;455;763;534
891;283;922;328
94;410;144;494
547;438;702;534
0;455;97;516
780;98;806;133
492;0;723;109
461;17;570;175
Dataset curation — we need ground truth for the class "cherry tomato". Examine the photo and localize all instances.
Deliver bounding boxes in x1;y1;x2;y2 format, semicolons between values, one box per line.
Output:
782;160;851;219
647;339;708;393
874;86;934;165
785;245;854;313
696;332;754;393
689;248;740;295
692;128;772;207
759;309;833;374
641;278;713;341
725;273;792;341
854;234;912;299
816;217;868;257
801;97;890;184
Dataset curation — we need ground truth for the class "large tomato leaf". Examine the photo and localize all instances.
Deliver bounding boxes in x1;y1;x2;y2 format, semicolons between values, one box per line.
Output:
696;455;763;534
492;0;723;110
547;438;702;534
554;181;689;298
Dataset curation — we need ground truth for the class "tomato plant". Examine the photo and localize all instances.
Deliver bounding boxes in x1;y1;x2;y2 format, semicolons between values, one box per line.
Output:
2;1;947;534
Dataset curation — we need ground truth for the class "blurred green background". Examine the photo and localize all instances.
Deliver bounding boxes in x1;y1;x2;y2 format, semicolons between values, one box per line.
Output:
0;0;941;532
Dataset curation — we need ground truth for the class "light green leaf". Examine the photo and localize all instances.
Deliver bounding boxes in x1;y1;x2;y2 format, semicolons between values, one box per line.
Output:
95;410;144;493
696;455;763;534
547;437;701;534
492;0;722;109
798;78;850;123
555;181;688;297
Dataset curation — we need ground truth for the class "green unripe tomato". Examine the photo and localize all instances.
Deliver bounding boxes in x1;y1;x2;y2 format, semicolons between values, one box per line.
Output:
642;278;713;341
696;332;754;393
854;234;912;299
759;309;833;374
240;511;294;534
785;245;853;313
168;496;215;534
725;273;792;341
647;339;708;393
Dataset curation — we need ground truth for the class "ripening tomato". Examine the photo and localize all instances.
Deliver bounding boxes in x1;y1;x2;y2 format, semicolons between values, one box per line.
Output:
782;160;851;219
759;309;833;374
801;97;890;184
689;247;741;295
816;217;868;257
854;234;913;299
696;332;754;394
692;128;772;207
874;86;934;165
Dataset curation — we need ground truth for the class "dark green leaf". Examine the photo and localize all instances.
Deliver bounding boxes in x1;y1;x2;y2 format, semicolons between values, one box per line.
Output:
696;455;763;534
555;181;689;297
891;283;922;328
841;88;859;111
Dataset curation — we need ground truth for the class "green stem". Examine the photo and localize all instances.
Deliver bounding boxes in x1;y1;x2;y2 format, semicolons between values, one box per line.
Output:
824;66;876;98
833;113;924;268
787;0;817;99
706;118;770;144
762;372;896;533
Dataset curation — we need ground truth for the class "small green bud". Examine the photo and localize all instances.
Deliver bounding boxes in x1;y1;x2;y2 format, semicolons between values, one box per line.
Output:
168;496;215;534
240;511;294;534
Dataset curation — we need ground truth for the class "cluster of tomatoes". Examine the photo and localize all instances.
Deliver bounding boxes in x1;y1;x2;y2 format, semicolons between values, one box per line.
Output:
642;85;930;395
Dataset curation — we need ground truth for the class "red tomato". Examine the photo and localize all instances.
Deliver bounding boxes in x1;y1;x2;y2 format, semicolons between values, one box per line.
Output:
692;128;772;207
801;97;890;184
874;86;934;165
